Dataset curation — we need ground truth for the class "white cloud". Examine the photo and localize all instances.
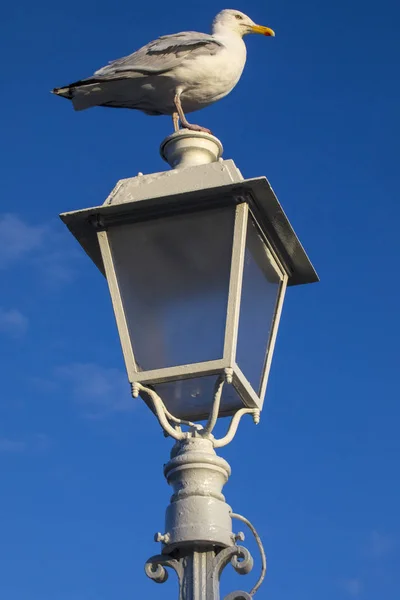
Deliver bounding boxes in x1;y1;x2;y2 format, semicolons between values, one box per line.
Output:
338;532;396;597
0;307;28;338
0;434;51;454
55;362;133;416
0;214;46;268
341;578;362;597
0;213;80;285
367;530;395;559
0;437;26;453
31;228;80;286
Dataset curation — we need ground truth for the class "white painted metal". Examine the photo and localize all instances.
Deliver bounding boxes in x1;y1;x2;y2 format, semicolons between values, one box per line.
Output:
160;130;224;169
60;131;318;600
223;202;249;365
145;546;253;600
259;276;288;400
131;359;228;384
146;436;257;600
133;377;260;448
96;230;137;377
162;437;233;551
104;160;243;207
243;208;289;401
61;169;318;286
232;365;263;409
82;177;290;417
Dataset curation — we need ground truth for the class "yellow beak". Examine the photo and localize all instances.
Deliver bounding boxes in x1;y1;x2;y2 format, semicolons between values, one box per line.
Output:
251;25;275;37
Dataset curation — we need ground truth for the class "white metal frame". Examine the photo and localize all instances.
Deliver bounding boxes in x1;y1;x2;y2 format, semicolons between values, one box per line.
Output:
96;199;288;415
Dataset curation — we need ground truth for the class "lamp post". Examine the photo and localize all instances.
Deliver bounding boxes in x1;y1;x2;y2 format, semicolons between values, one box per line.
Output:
61;130;318;600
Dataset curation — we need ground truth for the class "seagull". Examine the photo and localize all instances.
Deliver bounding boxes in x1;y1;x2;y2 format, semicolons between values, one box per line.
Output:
52;9;275;134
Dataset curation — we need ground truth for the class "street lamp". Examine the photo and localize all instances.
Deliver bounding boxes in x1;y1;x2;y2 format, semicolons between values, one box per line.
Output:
61;131;318;600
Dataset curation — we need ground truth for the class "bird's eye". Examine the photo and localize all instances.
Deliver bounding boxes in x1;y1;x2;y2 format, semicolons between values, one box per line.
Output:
235;14;243;20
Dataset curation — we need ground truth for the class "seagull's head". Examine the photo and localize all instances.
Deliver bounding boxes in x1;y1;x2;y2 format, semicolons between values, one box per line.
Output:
212;9;275;38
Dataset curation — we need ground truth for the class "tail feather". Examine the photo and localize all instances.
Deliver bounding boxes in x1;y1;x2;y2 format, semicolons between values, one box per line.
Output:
52;79;96;109
52;86;73;99
51;74;167;113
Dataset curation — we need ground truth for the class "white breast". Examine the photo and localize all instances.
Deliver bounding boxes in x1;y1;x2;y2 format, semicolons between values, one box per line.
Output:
173;33;247;113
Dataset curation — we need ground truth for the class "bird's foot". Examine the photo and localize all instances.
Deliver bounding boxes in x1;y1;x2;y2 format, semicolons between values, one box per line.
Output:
173;93;212;135
182;123;213;135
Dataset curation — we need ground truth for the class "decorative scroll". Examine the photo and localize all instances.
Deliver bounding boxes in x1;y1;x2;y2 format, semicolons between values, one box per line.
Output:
145;545;257;600
145;554;183;585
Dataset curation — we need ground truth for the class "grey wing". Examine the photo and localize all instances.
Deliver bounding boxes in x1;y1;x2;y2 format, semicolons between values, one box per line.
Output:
94;31;224;78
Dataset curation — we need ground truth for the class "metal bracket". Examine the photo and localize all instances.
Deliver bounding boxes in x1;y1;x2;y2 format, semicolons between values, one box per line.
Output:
145;553;183;584
145;545;254;600
133;372;260;448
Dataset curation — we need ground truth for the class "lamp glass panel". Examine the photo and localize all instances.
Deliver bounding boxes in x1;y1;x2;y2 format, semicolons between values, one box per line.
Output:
151;375;243;420
107;206;235;371
236;215;283;394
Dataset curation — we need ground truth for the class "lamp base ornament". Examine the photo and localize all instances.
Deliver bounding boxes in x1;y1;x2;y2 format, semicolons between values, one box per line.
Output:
145;546;253;600
145;436;266;599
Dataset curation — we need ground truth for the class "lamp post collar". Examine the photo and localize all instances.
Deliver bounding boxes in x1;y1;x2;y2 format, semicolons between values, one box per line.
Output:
160;130;224;169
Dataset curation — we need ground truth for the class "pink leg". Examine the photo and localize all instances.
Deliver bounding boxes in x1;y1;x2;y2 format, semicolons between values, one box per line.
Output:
172;112;180;132
174;93;212;135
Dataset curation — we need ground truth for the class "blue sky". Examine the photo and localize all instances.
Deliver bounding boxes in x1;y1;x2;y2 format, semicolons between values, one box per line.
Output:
1;0;399;598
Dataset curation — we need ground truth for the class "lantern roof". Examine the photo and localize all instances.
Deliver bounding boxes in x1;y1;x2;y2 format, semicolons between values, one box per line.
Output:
60;159;318;286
